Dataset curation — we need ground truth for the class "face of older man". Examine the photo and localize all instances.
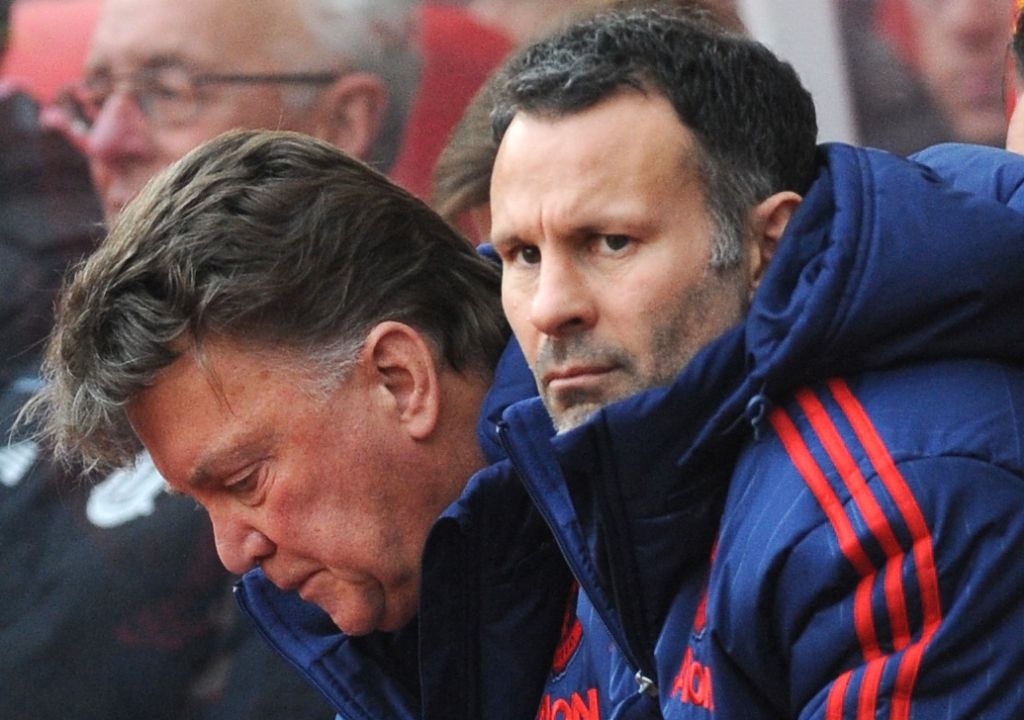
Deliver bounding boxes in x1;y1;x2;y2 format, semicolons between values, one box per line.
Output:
80;0;331;221
128;335;460;637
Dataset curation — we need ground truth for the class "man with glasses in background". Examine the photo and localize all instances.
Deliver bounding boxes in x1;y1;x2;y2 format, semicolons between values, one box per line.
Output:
57;0;423;223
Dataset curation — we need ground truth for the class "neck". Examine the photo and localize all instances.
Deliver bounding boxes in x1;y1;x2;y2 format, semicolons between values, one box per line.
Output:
432;369;492;502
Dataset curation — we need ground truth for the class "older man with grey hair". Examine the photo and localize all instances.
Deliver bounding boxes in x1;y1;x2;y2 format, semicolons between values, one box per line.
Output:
3;0;424;718
59;0;421;222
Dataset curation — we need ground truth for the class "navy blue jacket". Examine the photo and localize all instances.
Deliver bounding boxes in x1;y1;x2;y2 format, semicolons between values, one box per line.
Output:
502;142;1024;719
236;142;1024;719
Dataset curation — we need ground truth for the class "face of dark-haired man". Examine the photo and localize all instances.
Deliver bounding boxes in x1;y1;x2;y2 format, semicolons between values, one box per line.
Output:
490;90;799;431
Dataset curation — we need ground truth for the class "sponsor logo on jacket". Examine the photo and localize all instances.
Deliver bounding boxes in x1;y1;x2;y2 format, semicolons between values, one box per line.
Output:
670;646;714;712
537;689;601;720
670;578;714;712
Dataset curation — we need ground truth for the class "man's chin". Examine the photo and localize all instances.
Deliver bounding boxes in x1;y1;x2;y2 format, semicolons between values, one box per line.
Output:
547;382;653;433
328;608;381;637
327;599;417;637
550;402;604;434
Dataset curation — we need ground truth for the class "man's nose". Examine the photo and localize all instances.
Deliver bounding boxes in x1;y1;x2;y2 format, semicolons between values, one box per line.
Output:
85;91;154;163
210;507;274;576
527;251;596;338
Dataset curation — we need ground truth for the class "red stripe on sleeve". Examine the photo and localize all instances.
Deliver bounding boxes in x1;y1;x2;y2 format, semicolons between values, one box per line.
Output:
857;657;887;720
827;671;853;720
827;379;943;635
769;407;881;661
827;379;944;720
795;388;913;650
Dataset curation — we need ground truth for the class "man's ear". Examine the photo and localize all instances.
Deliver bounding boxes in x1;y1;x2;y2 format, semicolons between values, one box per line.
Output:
313;72;388;161
360;321;440;441
745;191;802;298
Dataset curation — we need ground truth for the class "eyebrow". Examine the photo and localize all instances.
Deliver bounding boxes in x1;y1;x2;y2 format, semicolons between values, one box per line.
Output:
187;435;272;491
489;231;519;254
85;53;193;78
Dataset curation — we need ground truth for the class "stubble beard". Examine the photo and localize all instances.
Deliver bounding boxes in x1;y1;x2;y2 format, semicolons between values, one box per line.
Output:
536;263;748;434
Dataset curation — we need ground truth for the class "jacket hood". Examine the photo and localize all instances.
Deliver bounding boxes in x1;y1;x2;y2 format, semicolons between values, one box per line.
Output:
477;339;537;465
747;142;1024;400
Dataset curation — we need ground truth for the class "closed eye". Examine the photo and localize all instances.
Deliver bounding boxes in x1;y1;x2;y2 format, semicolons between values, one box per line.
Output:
225;468;260;497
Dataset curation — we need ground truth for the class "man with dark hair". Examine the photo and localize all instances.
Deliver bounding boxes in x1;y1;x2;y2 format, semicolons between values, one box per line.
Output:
31;9;1024;720
430;0;745;244
485;7;1024;718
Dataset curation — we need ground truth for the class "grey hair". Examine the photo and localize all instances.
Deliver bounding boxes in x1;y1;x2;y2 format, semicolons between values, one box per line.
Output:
698;150;772;269
296;0;423;172
27;129;508;473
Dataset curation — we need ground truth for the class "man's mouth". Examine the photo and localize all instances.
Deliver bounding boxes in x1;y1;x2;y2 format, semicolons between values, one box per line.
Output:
542;364;616;393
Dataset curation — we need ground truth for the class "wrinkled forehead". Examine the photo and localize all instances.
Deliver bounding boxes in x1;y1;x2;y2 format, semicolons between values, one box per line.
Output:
87;0;306;73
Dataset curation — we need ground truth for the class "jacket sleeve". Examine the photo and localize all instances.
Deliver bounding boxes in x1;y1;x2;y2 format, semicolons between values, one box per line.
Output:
717;374;1024;720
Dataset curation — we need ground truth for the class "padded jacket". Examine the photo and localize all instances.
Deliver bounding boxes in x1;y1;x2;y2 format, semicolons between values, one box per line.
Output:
236;142;1024;719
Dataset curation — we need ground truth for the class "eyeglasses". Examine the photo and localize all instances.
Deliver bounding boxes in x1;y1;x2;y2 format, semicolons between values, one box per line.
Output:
55;66;342;135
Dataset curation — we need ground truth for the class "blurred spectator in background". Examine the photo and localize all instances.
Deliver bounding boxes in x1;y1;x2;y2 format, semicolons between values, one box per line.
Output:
843;0;1012;153
49;0;508;215
61;0;422;222
890;0;1012;147
838;0;955;154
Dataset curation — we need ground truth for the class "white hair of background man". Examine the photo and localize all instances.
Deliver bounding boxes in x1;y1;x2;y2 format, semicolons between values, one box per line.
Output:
297;0;423;170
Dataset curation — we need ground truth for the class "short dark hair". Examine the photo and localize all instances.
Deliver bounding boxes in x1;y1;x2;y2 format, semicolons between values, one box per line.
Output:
31;129;508;470
491;7;818;267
